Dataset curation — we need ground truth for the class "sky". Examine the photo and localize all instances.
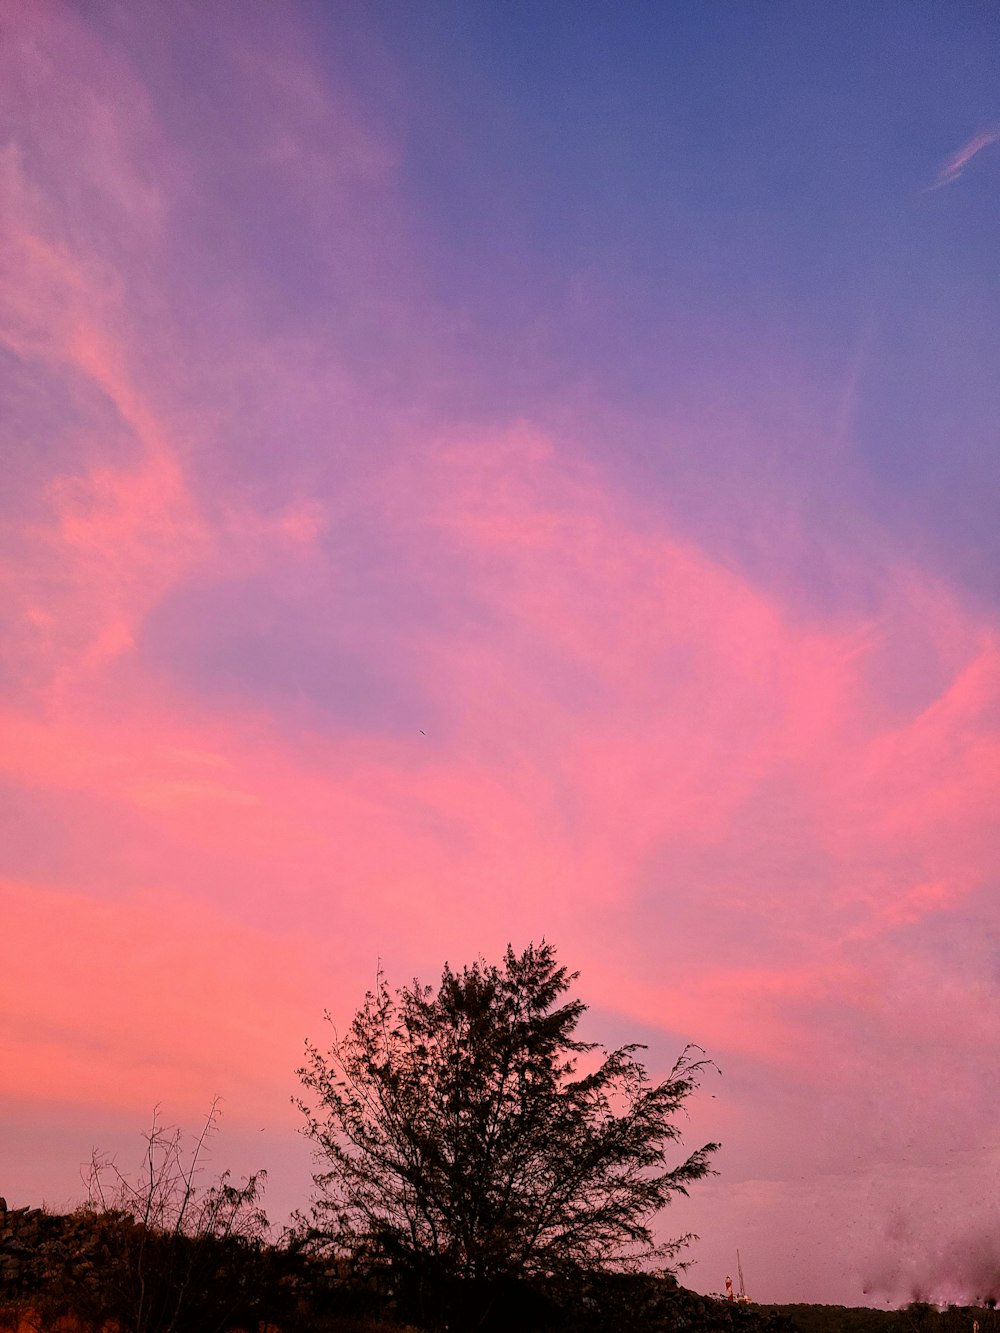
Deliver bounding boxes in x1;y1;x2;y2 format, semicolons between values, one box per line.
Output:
1;0;999;1309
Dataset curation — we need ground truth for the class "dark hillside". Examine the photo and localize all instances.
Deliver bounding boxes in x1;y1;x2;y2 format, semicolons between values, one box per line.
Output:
4;1202;999;1333
757;1304;999;1333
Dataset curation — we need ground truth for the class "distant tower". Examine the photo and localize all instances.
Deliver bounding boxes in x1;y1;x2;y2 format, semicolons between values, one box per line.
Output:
725;1276;734;1302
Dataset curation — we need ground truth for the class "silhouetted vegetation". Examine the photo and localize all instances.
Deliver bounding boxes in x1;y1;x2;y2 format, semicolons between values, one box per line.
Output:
0;1199;311;1333
7;1202;1000;1333
296;941;719;1329
0;1104;306;1333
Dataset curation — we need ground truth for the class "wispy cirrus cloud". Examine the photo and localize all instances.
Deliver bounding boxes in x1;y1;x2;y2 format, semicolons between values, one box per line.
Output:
926;123;1000;190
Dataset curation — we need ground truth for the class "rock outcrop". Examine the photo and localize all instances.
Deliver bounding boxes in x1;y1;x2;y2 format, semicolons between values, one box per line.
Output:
0;1206;115;1306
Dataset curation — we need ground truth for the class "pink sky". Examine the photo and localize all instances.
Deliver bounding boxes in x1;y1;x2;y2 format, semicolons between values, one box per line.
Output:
2;0;999;1307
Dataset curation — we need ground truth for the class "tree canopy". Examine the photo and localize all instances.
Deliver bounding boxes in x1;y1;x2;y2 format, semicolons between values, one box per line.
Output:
296;941;718;1319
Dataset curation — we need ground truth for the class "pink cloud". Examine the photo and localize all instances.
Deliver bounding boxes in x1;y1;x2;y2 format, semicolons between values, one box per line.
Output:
7;419;995;1039
927;124;1000;191
0;877;325;1121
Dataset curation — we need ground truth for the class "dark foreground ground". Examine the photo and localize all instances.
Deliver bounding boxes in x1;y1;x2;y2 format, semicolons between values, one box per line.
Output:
758;1304;998;1333
2;1203;998;1332
4;1291;997;1333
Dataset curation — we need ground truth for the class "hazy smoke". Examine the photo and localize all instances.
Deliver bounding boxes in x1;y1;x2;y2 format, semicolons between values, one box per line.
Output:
863;1208;1000;1306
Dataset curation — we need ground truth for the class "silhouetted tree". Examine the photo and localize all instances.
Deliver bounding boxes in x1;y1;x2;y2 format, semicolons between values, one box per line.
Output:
296;941;718;1326
80;1102;279;1333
